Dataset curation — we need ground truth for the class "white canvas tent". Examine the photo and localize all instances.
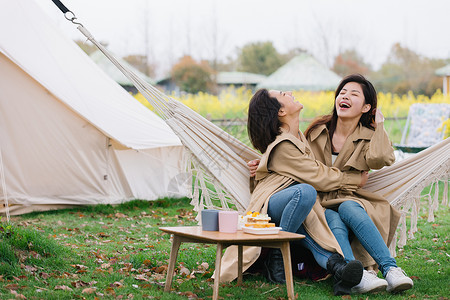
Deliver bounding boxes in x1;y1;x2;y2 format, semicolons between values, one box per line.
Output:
0;0;188;216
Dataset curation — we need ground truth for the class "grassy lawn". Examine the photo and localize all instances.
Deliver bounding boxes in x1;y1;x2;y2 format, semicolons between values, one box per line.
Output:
0;194;448;299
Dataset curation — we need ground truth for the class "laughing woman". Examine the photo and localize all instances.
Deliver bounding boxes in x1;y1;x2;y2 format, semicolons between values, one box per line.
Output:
304;74;413;294
226;88;369;295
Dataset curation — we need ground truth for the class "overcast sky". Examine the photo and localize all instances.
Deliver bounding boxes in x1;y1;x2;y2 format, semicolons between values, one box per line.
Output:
37;0;450;77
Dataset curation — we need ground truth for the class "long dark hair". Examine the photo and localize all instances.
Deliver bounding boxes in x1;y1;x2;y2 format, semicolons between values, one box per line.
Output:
305;74;378;141
247;89;282;153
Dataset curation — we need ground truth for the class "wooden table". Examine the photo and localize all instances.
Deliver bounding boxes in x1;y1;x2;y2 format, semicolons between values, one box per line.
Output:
159;226;305;300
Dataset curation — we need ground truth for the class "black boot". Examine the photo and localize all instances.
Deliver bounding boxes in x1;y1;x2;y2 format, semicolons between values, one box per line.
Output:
263;249;286;284
326;253;363;295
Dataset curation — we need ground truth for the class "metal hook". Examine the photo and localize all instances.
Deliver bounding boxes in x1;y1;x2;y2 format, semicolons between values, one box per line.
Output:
64;11;82;26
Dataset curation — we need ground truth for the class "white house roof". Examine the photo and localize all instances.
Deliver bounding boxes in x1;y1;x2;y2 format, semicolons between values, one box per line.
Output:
217;72;266;85
257;53;341;91
436;64;450;76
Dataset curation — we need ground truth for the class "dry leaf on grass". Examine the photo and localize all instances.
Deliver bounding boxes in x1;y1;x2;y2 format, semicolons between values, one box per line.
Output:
54;285;73;291
10;290;27;299
179;267;190;276
134;274;149;281
82;287;97;294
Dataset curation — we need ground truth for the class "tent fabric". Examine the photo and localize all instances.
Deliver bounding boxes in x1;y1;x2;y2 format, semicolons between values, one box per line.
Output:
0;0;188;216
257;53;342;91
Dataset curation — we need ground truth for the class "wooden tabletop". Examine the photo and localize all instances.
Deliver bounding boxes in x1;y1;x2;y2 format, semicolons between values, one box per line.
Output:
159;226;305;243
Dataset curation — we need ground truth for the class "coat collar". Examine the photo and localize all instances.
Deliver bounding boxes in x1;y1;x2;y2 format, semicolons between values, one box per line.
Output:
310;123;374;143
309;124;328;142
255;129;307;181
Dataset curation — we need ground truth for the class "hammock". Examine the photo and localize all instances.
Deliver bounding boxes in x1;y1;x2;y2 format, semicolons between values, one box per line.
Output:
50;1;449;252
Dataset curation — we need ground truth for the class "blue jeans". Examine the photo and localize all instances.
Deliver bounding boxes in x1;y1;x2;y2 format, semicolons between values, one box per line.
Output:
267;183;333;269
325;201;397;276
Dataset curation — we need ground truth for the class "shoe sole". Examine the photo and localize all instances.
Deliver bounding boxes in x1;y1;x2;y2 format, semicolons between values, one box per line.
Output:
352;283;387;294
387;282;413;293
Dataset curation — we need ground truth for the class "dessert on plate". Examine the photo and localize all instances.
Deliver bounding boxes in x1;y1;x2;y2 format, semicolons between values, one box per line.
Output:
242;211;276;228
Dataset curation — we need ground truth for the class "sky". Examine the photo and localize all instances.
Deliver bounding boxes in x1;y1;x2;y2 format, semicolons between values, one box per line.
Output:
37;0;450;77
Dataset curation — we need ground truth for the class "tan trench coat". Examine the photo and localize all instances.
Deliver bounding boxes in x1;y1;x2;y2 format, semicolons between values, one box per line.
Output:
307;123;401;267
218;129;362;282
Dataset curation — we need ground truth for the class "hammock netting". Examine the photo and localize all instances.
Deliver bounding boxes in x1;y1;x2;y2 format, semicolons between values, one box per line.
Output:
6;12;449;255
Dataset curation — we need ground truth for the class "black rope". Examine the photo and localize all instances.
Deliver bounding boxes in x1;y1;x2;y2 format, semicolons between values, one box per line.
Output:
51;0;70;14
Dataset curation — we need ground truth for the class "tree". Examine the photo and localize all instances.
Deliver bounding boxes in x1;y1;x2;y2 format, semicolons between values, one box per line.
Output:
171;55;215;94
332;49;371;77
237;41;285;75
370;43;446;96
123;54;156;78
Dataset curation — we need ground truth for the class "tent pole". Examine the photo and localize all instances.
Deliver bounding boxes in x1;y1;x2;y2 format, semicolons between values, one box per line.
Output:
0;146;10;222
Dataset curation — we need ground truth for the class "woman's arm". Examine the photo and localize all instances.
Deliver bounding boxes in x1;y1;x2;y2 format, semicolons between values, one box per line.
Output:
269;141;362;192
365;110;395;169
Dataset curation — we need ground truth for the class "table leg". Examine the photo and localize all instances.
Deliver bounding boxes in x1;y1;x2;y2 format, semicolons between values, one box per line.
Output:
164;235;182;292
213;243;224;300
280;242;295;300
237;245;243;285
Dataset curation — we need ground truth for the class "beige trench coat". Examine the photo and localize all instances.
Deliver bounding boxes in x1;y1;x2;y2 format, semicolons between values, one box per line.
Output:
307;123;401;267
218;129;362;282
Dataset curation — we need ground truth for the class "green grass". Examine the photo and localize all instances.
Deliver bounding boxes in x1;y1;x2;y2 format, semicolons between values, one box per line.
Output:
0;195;448;299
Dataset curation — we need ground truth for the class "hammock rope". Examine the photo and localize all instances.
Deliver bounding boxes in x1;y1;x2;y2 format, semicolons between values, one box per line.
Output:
75;22;260;214
50;0;449;252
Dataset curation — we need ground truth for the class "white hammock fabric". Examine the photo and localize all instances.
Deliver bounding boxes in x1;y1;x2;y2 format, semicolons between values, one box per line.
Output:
75;24;448;251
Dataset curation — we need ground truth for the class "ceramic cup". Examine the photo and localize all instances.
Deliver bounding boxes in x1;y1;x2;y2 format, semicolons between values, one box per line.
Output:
218;211;239;233
201;209;219;231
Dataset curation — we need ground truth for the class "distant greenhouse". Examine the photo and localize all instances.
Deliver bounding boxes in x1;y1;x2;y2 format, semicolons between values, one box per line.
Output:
435;64;450;96
90;50;155;94
217;72;266;91
257;53;341;91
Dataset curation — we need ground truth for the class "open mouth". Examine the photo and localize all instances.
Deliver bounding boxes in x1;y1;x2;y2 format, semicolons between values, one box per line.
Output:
339;102;351;108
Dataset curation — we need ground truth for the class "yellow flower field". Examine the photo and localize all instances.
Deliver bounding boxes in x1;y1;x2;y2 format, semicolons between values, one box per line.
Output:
134;87;450;138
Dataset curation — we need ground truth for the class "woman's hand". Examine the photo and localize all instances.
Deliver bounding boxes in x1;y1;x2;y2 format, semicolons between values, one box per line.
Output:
359;170;369;188
371;108;385;128
247;159;260;177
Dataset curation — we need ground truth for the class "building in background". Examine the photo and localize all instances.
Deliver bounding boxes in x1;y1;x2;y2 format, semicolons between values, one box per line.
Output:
436;64;450;96
257;53;341;91
90;50;155;94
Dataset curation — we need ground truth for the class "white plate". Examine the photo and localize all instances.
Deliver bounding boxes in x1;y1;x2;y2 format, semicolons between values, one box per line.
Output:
242;227;282;235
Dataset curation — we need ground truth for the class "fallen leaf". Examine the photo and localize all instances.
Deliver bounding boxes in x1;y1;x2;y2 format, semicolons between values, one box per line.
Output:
101;263;111;269
82;287;97;294
10;290;27;299
110;281;124;288
71;264;88;270
5;284;19;290
142;259;152;266
179;267;190;276
155;265;167;274
71;280;90;288
54;285;73;291
199;262;209;271
134;275;149;282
